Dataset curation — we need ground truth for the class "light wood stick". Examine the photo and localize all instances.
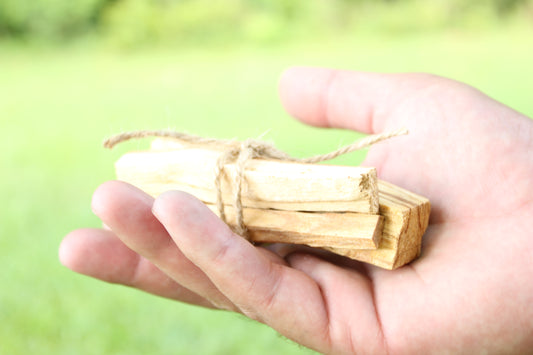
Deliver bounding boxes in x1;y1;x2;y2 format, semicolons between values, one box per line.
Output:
206;204;383;250
324;181;430;269
115;141;379;213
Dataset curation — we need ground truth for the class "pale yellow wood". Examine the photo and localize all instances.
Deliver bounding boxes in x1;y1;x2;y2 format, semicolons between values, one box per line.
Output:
205;204;383;250
115;144;379;213
324;181;430;269
113;139;430;269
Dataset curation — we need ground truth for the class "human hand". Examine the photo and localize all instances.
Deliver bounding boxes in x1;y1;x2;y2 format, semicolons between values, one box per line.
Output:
60;67;533;354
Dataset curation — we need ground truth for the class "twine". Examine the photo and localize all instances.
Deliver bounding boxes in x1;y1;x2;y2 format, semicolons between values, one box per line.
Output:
104;128;408;238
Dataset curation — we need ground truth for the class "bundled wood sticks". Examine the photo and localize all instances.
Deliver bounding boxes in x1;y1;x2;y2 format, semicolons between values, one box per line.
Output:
107;131;430;269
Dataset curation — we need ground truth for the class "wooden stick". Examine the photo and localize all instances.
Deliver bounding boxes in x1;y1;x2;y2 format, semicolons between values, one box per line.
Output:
324;181;430;269
115;140;379;214
206;204;383;250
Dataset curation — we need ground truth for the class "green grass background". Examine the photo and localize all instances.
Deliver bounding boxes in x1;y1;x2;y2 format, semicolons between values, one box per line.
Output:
1;26;533;354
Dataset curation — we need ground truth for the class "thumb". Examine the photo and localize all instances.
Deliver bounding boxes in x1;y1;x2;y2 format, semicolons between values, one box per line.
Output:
278;66;434;133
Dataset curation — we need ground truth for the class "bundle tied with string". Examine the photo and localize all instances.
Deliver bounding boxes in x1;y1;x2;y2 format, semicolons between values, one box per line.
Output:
104;128;430;270
104;128;408;238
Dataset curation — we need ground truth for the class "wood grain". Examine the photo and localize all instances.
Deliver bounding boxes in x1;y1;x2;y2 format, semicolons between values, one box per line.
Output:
116;140;379;213
206;204;383;250
324;181;430;269
112;138;430;269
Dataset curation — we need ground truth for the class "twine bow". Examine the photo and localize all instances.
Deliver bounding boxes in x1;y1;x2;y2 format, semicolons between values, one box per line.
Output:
104;128;408;238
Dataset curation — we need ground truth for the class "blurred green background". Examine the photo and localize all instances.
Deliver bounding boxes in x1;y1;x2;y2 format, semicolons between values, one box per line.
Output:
1;1;533;354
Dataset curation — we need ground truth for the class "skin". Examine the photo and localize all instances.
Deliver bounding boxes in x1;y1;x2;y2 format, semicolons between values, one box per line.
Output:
60;67;533;354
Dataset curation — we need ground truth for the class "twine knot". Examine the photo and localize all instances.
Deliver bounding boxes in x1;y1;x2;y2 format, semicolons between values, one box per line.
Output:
104;128;408;239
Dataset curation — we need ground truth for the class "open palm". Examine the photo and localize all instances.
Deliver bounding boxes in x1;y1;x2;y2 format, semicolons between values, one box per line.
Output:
61;67;533;354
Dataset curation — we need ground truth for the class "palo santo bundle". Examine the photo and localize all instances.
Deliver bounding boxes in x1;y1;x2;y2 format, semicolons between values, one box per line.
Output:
105;130;430;270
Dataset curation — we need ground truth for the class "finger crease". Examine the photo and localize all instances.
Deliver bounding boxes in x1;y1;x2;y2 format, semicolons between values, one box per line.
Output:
128;253;145;287
370;280;390;355
322;70;340;127
209;234;234;266
258;263;284;313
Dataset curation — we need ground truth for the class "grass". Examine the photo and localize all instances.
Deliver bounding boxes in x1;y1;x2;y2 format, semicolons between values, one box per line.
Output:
1;26;533;354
